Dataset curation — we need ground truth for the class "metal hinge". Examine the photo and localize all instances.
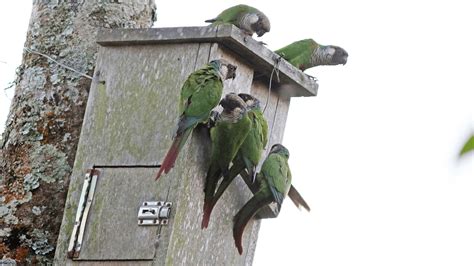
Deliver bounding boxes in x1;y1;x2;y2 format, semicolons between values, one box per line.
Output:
138;201;172;225
67;169;99;259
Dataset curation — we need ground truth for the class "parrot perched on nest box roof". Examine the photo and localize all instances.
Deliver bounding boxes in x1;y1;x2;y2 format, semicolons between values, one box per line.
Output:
275;39;348;71
201;93;252;229
155;59;237;180
205;4;271;37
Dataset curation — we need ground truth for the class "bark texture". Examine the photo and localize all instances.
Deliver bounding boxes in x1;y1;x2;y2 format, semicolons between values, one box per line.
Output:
0;1;156;263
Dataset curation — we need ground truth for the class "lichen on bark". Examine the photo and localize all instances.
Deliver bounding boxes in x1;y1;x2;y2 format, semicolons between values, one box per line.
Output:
0;0;156;263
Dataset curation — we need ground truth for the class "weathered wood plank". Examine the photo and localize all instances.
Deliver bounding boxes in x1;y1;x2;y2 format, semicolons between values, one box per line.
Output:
96;26;224;46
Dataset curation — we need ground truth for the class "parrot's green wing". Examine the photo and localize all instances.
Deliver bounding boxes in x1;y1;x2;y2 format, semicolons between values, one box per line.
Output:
275;39;318;70
208;4;258;25
255;109;269;150
202;107;252;229
157;64;223;180
179;67;208;114
260;153;291;207
209;113;252;173
236;109;268;179
206;4;270;37
179;66;222;117
209;107;268;210
179;73;197;114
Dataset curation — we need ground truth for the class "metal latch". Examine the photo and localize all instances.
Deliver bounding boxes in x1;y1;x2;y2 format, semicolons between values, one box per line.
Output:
67;169;99;259
138;201;172;225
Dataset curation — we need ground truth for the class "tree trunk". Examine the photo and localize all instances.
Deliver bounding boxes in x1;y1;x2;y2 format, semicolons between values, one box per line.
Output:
0;1;156;263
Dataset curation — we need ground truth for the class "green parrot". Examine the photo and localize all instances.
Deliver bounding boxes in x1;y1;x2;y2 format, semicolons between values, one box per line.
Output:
232;93;269;183
205;4;271;37
239;168;311;212
155;59;237;180
201;93;252;229
233;144;292;255
202;94;268;227
275;39;348;71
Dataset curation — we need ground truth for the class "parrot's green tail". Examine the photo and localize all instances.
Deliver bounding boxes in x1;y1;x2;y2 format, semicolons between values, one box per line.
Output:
233;192;273;255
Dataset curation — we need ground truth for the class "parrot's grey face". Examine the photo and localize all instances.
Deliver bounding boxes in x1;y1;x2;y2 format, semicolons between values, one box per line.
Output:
210;59;237;80
219;61;237;80
238;93;260;109
244;12;270;37
254;16;270;37
270;144;290;158
329;46;348;65
220;93;247;113
223;63;237;80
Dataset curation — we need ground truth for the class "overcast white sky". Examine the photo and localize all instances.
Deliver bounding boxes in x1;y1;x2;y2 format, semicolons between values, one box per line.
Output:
1;1;473;265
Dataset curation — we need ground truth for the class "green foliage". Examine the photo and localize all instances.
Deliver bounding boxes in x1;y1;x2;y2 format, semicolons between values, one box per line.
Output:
459;134;474;157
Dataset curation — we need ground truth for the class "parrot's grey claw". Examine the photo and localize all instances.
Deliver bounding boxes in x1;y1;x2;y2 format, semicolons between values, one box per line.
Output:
207;111;220;128
251;173;257;183
306;74;318;81
222;168;230;178
276;55;283;63
258;41;267;46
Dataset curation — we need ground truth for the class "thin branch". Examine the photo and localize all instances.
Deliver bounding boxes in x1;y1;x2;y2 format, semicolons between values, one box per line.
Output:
23;47;93;80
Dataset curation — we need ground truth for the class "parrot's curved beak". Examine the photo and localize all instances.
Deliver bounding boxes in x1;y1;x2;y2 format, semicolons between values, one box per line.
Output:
341;49;349;65
226;64;237;80
342;56;348;65
332;47;349;66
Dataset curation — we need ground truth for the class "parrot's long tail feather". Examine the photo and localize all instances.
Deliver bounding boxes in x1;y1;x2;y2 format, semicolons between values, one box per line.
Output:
288;185;311;212
155;128;192;180
242;157;257;184
201;200;213;229
201;166;222;229
233;192;273;255
239;169;260;194
210;163;244;209
202;163;245;229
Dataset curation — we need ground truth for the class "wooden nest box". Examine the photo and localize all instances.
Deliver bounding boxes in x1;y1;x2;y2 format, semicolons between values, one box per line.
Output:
55;25;317;265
